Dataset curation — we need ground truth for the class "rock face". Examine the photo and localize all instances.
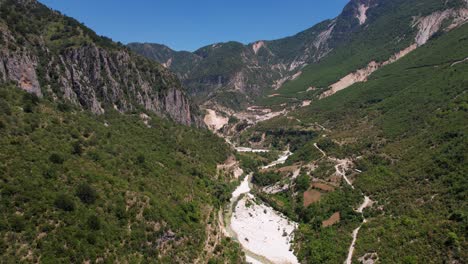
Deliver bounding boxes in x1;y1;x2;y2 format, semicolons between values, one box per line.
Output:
0;50;42;97
0;0;201;126
128;0;378;111
130;0;468;112
414;8;468;46
321;5;468;98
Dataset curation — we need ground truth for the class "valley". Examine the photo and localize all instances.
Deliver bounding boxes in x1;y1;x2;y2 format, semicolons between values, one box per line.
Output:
0;0;467;263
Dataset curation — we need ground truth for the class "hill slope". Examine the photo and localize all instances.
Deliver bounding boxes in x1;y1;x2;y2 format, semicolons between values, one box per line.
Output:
239;21;468;263
0;0;202;126
129;0;467;113
0;83;244;263
0;0;245;262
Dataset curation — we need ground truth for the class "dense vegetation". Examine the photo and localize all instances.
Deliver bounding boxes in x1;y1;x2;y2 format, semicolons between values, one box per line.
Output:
0;84;244;262
0;0;202;125
1;0;467;263
0;0;121;51
243;22;468;263
258;0;467;106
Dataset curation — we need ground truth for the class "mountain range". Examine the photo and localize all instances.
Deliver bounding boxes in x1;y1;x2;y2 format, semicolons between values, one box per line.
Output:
0;0;467;263
129;0;467;113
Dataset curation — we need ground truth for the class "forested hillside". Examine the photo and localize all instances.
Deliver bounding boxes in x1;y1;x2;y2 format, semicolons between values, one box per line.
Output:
0;0;202;126
0;0;245;262
130;0;467;114
239;22;468;263
0;84;244;262
1;0;467;263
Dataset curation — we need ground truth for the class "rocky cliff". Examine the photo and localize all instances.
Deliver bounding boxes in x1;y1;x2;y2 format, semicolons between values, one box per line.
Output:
129;0;467;112
0;0;202;126
128;0;380;110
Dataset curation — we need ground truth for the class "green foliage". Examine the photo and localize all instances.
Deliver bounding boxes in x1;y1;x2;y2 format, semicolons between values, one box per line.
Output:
287;141;322;164
295;174;310;193
241;121;317;151
71;141;83;155
49;153;64;164
236;151;279;173
0;85;239;262
54;194;75;212
253;23;468;263
76;183;97;204
87;215;101;230
10;215;25;233
252;171;281;187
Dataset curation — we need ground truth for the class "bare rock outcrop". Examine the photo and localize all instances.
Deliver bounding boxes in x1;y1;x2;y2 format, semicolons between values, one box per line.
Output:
0;16;201;126
320;6;468;99
0;50;42;97
414;8;468;46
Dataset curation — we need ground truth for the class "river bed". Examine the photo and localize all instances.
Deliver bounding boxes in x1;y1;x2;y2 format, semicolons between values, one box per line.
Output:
226;150;299;264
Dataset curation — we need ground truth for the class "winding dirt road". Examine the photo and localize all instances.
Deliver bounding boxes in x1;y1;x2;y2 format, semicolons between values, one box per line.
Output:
313;143;374;264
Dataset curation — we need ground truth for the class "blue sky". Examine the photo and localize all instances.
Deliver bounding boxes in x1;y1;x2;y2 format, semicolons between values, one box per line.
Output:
39;0;350;51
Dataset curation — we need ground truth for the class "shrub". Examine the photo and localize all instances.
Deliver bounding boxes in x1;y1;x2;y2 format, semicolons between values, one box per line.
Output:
0;239;5;254
22;92;39;105
71;141;83;155
54;194;75;211
23;103;34;113
49;153;64;164
0;99;11;115
136;154;145;164
76;183;97;204
42;168;57;179
252;171;281;187
10;215;25;232
295;174;311;192
115;205;127;220
87;233;97;245
57;102;71;112
87;215;101;230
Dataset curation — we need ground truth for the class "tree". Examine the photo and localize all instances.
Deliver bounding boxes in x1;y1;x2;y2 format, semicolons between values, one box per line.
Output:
10;215;25;232
71;141;83;156
49;153;64;164
76;183;97;204
54;194;75;211
136;154;145;164
295;174;311;192
87;215;101;230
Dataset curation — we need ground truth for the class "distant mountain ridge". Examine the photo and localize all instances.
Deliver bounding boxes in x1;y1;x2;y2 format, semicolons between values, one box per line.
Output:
129;0;467;111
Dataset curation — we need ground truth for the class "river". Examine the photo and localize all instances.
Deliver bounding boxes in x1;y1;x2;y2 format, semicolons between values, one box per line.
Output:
224;142;372;263
225;148;299;264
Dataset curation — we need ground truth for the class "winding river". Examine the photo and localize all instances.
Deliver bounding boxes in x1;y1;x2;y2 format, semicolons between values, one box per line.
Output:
225;148;299;264
223;142;373;263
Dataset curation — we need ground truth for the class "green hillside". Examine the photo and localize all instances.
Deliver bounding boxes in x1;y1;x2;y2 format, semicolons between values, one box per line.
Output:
259;0;467;106
241;22;468;263
0;84;243;263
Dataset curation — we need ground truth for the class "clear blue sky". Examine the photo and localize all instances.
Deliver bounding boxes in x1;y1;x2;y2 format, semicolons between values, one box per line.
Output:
38;0;350;51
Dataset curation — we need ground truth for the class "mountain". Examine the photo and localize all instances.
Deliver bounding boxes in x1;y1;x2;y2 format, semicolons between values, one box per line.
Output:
268;0;468;105
237;12;468;264
1;0;467;263
0;84;244;263
0;0;245;262
0;0;202;126
129;0;467;113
